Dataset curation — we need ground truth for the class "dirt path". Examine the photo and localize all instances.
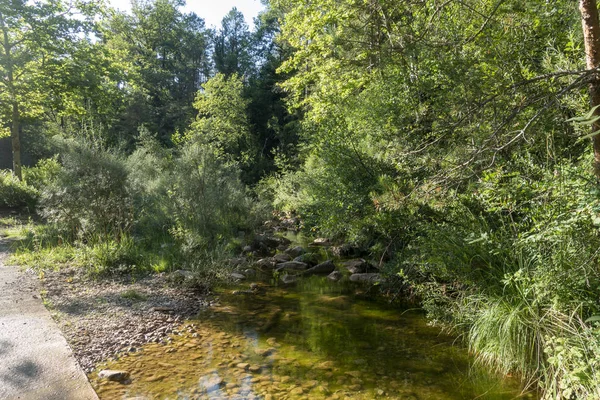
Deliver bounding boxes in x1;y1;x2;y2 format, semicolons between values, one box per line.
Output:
0;239;98;400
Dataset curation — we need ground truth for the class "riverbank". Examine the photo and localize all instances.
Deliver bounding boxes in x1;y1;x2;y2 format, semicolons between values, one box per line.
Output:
38;267;210;373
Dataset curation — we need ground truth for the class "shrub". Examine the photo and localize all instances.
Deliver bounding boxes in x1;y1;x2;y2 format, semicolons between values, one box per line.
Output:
402;159;600;395
23;157;61;191
167;142;260;254
0;170;38;210
39;140;133;241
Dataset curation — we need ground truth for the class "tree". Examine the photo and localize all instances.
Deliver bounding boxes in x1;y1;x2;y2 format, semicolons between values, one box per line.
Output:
185;73;253;179
213;8;252;77
105;0;211;144
0;0;95;179
579;0;600;178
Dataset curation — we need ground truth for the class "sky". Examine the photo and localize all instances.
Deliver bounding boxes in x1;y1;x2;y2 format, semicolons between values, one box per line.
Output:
108;0;265;29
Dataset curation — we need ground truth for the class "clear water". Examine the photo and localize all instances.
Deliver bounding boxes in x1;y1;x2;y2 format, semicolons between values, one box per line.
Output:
90;277;533;400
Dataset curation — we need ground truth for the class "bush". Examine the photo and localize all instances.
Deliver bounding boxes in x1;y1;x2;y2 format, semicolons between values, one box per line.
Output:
23;157;61;191
39;140;133;241
0;170;38;210
167;142;261;255
402;158;600;395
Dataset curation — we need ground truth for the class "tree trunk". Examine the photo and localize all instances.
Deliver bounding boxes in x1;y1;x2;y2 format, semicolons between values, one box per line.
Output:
1;11;22;180
580;0;600;178
11;102;22;180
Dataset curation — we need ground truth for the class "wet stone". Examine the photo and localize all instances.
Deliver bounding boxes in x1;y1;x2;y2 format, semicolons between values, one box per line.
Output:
98;370;130;383
236;363;250;370
249;364;262;373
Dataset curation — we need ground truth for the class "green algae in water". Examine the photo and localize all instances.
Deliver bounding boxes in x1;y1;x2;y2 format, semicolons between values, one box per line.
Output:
91;278;534;400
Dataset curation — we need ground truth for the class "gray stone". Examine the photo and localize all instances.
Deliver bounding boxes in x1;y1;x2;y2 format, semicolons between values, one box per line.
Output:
275;261;309;273
327;271;343;282
293;252;320;266
342;259;377;274
285;246;306;257
255;257;277;269
349;273;382;283
311;237;331;246
199;374;223;392
274;253;292;263
230;273;246;281
98;370;130;383
304;260;335;276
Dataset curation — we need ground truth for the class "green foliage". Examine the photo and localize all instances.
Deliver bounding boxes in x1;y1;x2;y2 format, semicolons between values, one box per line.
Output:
23;157;61;191
400;158;600;395
39;140;133;241
168;141;261;254
186;73;253;166
544;327;600;399
0;170;38;210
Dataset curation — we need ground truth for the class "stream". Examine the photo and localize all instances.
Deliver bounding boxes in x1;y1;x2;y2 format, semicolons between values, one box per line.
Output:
90;275;533;399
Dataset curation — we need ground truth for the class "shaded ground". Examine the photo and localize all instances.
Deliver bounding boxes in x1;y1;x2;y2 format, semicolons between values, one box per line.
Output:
0;239;98;400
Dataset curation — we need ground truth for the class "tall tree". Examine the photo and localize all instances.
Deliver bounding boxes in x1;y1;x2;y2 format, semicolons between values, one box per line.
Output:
213;8;252;77
0;0;95;179
108;0;210;144
579;0;600;178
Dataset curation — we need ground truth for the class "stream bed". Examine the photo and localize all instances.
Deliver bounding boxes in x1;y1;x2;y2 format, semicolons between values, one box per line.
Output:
90;276;533;399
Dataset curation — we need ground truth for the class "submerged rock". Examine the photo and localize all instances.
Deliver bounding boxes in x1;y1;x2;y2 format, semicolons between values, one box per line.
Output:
98;370;130;383
199;375;223;392
304;260;336;276
349;273;382;283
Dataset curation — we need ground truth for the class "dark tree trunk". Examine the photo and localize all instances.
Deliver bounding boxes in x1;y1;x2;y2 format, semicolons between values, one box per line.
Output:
580;0;600;178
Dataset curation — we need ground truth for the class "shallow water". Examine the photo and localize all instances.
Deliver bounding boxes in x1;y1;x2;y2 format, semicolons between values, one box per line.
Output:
90;277;533;400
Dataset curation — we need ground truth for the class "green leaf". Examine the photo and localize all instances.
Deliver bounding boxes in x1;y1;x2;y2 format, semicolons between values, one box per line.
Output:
585;315;600;323
566;105;600;122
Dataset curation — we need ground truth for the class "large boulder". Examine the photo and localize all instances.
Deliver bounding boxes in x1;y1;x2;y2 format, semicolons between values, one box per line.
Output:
274;253;292;263
275;261;309;273
293;252;320;266
349;273;382;283
250;234;291;256
285;246;306;258
304;260;336;276
255;257;277;269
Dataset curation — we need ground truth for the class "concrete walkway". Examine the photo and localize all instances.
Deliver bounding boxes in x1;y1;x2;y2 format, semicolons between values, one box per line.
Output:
0;241;99;400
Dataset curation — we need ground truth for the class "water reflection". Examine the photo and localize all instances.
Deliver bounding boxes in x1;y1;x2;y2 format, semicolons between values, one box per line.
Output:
91;277;533;399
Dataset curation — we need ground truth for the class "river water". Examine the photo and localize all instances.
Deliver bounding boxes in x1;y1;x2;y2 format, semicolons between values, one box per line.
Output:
90;275;533;399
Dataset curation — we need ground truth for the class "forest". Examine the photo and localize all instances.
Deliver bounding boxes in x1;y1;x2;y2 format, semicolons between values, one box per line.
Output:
3;0;600;398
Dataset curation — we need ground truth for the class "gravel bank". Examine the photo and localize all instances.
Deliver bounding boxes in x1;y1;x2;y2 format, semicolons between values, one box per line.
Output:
40;268;210;373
